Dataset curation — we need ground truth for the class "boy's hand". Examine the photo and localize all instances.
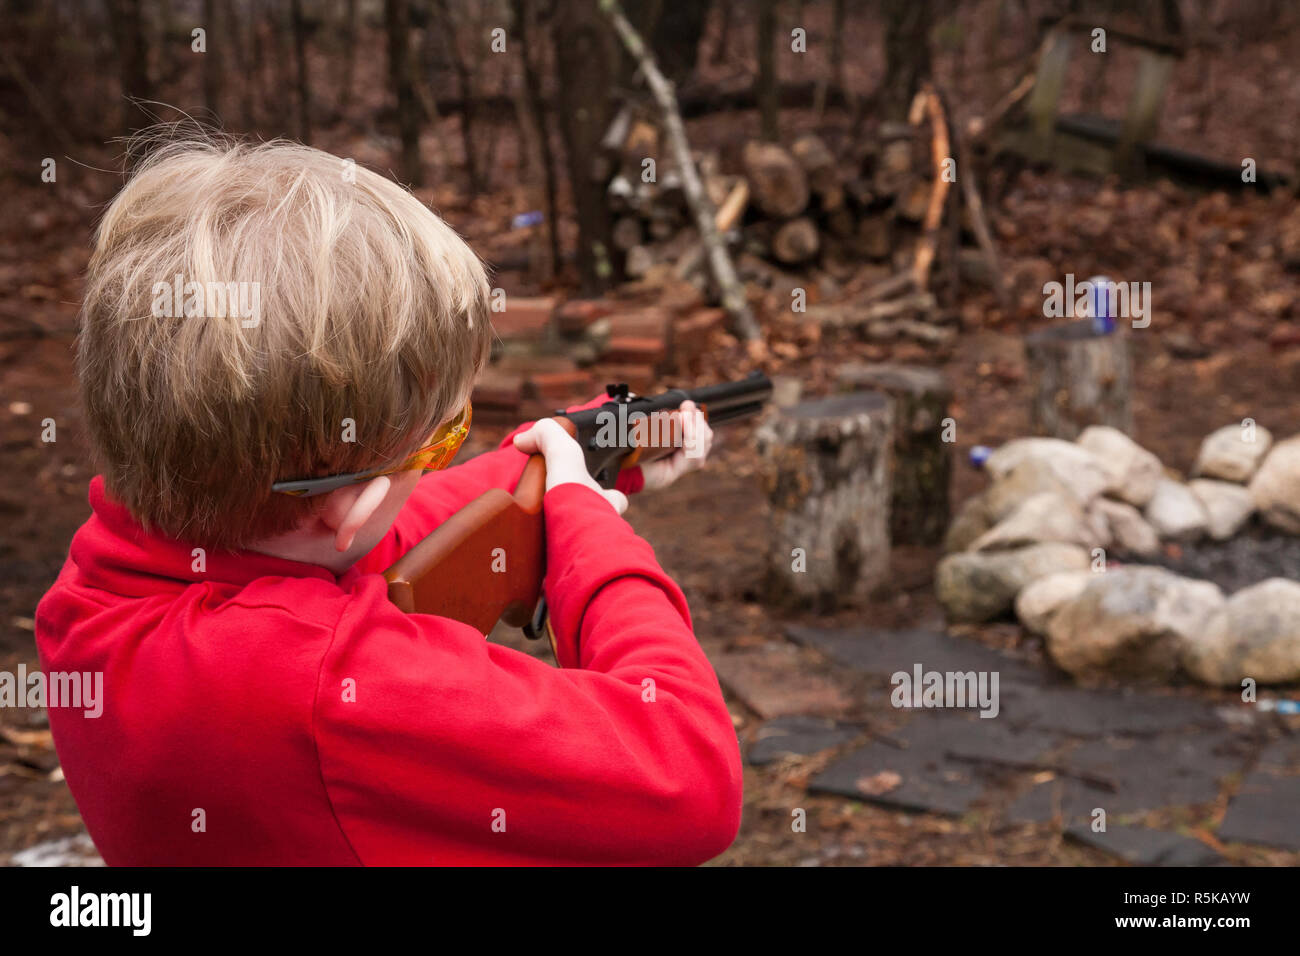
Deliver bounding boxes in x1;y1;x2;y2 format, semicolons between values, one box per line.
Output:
514;419;629;514
639;400;714;491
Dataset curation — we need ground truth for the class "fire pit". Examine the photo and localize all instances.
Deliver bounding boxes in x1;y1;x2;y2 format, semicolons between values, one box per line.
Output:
936;423;1300;687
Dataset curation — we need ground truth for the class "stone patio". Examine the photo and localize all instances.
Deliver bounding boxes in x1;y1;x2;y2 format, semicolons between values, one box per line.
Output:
713;624;1299;856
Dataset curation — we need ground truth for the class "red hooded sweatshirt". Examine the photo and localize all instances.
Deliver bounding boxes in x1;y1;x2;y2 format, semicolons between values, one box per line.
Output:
34;422;743;865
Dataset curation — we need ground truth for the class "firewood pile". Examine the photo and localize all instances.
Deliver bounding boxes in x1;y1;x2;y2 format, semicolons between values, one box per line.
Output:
602;86;1005;350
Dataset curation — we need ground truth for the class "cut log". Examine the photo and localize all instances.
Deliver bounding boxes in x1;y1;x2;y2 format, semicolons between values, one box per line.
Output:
790;134;843;210
836;363;953;545
713;179;750;232
856;215;892;259
673;180;749;281
771;217;820;264
756;391;894;609
790;133;835;176
1024;319;1133;439
824;207;856;239
741;141;810;218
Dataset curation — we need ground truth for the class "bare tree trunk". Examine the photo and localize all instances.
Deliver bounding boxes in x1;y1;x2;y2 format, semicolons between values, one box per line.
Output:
814;0;847;119
0;38;71;150
756;0;778;141
512;0;561;275
711;0;733;66
648;0;707;84
228;0;256;129
554;0;618;293
385;0;422;185
881;0;931;121
290;0;311;142
103;0;152;128
434;0;481;195
202;0;223;121
266;0;293;130
338;0;359;111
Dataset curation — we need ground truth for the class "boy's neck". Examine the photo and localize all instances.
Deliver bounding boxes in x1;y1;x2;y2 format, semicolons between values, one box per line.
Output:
249;531;355;576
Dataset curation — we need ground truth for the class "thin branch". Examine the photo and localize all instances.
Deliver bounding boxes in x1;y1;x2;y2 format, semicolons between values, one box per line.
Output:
599;0;760;341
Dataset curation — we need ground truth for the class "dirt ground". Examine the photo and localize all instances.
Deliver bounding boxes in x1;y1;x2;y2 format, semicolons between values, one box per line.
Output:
5;2;1300;866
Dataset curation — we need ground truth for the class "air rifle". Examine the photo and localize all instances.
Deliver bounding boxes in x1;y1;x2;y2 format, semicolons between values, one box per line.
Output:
383;371;772;638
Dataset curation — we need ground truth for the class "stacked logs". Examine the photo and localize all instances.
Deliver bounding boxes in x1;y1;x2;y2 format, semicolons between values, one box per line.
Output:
603;102;992;303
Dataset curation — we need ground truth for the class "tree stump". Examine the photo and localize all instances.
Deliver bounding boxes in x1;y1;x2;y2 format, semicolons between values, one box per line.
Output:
837;363;952;546
755;392;894;610
1024;319;1132;439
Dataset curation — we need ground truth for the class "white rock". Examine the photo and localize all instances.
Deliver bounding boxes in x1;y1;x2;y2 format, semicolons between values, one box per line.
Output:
1188;479;1255;540
1144;479;1209;540
1045;567;1224;681
1248;434;1300;534
1014;570;1095;635
1183;578;1300;686
985;458;1078;519
971;491;1098;551
1194;423;1273;483
985;438;1112;504
1083;501;1113;551
1076;426;1164;507
936;543;1091;624
1090;497;1160;557
945;493;994;552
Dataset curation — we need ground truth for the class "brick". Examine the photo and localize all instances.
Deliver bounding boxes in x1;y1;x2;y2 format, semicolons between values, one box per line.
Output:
674;307;726;355
605;307;673;340
497;354;579;375
472;367;526;413
591;364;658;395
555;299;616;335
527;369;598;404
601;335;666;366
490;296;556;341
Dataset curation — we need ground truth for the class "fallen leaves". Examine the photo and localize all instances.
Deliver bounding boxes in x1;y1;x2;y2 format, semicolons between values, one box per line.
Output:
855;770;903;796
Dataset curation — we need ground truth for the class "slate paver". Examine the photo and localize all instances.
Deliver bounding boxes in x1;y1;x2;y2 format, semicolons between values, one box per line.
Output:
713;643;854;720
1216;737;1300;851
785;624;1044;687
940;719;1059;769
997;683;1224;737
747;716;862;766
1066;824;1223;866
1007;731;1250;823
810;714;1047;816
780;623;1285;861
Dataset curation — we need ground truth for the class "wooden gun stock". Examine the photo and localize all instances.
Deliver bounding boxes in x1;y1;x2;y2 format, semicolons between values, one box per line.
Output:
382;418;575;633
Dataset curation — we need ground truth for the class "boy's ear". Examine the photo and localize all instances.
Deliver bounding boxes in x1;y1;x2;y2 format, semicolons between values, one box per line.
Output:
320;476;392;553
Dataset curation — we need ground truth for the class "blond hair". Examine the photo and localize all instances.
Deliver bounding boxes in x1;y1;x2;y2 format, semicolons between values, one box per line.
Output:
78;134;491;549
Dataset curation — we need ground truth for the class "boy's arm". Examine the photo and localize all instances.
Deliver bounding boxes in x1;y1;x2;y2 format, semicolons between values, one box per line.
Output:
315;483;741;865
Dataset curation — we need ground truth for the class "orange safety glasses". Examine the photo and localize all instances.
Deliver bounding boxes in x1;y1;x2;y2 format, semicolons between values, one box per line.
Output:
272;402;472;497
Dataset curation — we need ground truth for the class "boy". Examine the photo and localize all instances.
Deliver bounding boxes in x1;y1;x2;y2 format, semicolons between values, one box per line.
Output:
35;137;743;865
